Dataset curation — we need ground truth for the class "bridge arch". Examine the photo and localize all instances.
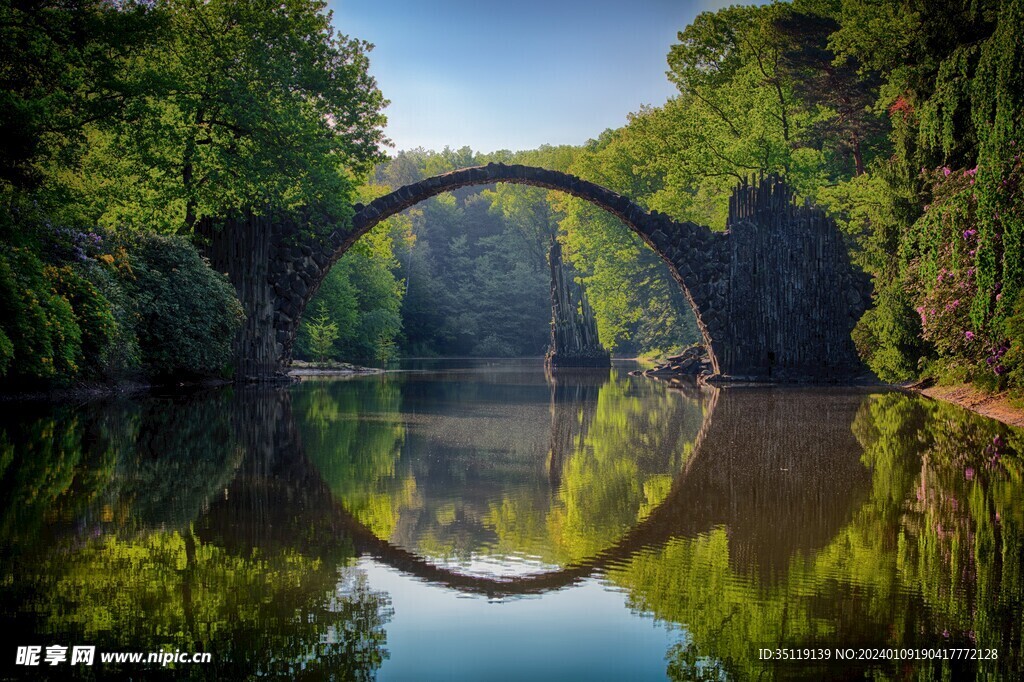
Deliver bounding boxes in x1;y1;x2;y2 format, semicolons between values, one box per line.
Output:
278;163;726;373
204;165;870;382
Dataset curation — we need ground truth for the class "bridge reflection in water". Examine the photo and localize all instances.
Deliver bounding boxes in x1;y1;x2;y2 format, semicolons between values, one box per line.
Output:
204;375;873;598
2;367;1022;679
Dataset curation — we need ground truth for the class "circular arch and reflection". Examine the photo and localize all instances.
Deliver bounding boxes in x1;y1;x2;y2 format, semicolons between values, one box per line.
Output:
6;380;1022;679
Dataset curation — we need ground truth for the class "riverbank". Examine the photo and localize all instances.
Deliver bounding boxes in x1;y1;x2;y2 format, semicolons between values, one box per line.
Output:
913;383;1024;429
287;360;384;377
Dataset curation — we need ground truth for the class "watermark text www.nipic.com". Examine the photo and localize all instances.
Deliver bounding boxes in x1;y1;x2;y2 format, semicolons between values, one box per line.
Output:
15;645;212;667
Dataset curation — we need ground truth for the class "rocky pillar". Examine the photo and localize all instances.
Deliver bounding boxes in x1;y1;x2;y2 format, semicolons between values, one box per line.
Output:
197;214;287;381
545;239;611;368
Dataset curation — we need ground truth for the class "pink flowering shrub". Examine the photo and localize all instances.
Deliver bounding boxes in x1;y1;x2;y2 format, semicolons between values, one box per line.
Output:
912;252;977;359
905;162;1022;387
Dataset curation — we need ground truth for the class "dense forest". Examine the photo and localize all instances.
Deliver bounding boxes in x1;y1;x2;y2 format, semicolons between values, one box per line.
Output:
1;0;1023;395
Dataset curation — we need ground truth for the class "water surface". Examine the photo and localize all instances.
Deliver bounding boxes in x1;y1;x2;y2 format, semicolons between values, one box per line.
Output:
1;360;1022;679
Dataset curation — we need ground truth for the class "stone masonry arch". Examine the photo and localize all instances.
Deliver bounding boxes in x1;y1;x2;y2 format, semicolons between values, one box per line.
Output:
284;163;726;372
202;164;871;382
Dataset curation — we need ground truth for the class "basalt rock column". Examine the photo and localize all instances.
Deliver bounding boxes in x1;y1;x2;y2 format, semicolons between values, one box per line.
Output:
197;213;288;382
545;239;611;368
716;176;872;381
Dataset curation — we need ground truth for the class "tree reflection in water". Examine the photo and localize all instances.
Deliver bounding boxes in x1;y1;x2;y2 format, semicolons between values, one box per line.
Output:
0;390;392;680
1;373;1022;680
296;368;707;569
611;390;1024;680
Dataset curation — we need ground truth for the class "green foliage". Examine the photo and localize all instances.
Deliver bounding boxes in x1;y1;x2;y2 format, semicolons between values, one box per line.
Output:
297;368;703;565
45;264;117;377
365;149;555;358
531;1;892;358
852;283;926;382
0;405;114;546
823;0;1024;387
0;328;12;376
368;141;704;358
72;0;388;231
82;257;142;376
296;379;409;539
0;0;389;386
361;143;694;360
610;391;1024;679
306;303;341;365
0;247;84;382
297;212;405;363
127;234;243;378
0;0;162;189
1003;296;1024;389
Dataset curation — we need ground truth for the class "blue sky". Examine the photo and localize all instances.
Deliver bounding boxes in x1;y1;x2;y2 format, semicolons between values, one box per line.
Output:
326;0;738;154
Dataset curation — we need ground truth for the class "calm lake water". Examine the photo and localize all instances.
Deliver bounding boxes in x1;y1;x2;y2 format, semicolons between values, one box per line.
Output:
1;359;1022;680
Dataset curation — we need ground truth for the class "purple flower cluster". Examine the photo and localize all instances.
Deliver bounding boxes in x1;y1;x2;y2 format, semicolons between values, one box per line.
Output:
51;227;103;263
986;340;1010;375
986;434;1005;457
984;435;1007;470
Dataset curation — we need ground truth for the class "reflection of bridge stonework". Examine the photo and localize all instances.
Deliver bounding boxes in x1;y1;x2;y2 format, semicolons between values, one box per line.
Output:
201;385;872;598
203;165;871;381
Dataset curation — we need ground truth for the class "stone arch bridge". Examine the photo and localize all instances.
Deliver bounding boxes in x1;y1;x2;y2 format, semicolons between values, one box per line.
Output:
201;164;870;382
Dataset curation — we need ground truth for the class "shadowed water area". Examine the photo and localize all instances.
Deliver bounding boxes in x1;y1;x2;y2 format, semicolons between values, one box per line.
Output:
1;360;1022;680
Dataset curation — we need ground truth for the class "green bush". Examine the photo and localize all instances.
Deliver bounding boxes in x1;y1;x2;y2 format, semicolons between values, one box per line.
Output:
0;328;13;376
1000;295;1024;390
126;235;243;378
0;248;84;381
45;264;117;378
853;283;928;382
82;260;141;377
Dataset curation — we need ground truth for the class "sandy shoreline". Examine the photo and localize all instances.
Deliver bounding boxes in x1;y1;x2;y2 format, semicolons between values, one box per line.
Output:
912;383;1024;429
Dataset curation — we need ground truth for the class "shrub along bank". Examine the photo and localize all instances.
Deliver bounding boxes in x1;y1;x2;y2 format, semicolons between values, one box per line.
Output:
0;227;243;390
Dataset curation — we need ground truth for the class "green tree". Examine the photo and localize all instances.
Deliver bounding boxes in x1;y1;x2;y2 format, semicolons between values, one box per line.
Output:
76;0;388;232
306;303;341;366
0;0;162;192
297;191;407;364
